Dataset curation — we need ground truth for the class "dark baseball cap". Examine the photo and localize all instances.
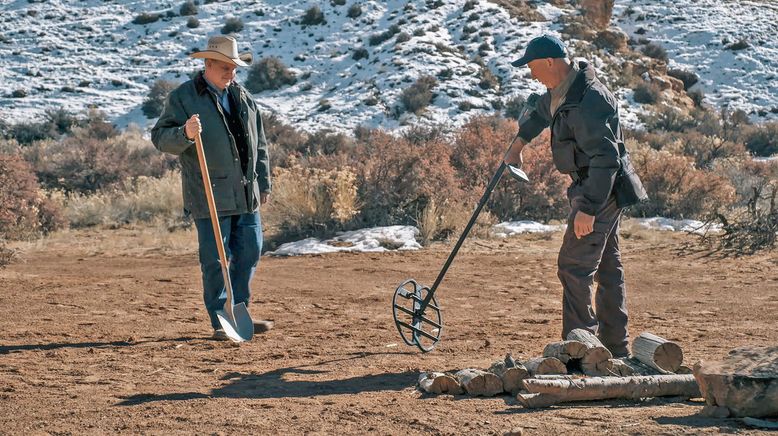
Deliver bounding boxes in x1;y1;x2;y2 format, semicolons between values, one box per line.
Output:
511;34;567;67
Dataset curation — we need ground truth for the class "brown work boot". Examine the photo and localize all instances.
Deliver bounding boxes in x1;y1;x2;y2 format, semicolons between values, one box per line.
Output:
212;328;229;341
253;320;274;333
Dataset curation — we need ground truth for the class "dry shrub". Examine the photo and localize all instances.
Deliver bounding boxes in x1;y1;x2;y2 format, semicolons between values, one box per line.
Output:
416;197;491;244
262;112;308;167
498;131;569;221
354;130;463;226
142;79;178;118
641;42;668;62
400;75;437;114
709;160;777;255
664;131;747;170
452;118;568;221
52;171;184;228
632;81;662;104
221;17;243;34
642;105;695;133
738;121;778;157
0;239;13;268
485;0;545;21
629;144;736;218
245;57;297;93
0;154;65;239
25;127;174;194
263;159;359;241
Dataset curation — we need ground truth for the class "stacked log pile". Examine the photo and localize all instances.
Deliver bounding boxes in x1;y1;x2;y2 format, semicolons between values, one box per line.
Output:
418;331;701;408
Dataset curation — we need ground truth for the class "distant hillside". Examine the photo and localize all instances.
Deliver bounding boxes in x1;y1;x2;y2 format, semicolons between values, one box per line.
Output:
0;0;776;133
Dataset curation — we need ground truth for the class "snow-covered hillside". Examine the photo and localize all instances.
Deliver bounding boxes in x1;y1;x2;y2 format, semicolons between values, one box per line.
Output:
613;0;778;119
0;0;776;133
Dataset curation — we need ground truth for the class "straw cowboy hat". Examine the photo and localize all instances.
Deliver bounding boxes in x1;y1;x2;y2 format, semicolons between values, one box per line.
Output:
190;35;253;67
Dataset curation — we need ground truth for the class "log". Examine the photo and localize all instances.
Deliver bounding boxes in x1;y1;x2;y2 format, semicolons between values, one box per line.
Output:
526;374;580;380
489;354;529;395
518;374;700;407
609;357;661;377
516;393;563;408
694;346;778;418
566;329;613;376
524;357;567;376
454;368;503;397
632;332;684;373
543;340;587;364
418;372;463;395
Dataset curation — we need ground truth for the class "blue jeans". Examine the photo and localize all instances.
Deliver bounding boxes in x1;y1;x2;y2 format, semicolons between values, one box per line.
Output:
194;212;262;330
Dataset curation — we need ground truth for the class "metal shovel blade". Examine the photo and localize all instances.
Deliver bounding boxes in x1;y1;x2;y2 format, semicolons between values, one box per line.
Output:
507;164;529;183
215;302;254;343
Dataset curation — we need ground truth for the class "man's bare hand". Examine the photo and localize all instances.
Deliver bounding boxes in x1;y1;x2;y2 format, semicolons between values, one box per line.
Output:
504;140;525;167
184;114;201;140
573;210;595;239
260;192;270;206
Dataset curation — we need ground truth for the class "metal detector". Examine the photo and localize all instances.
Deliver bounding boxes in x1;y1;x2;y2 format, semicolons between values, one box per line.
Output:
392;133;530;352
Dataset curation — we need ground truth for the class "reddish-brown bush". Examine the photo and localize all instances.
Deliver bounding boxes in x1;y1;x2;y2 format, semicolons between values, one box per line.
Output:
452;117;568;221
630;146;736;218
353;129;463;226
25;129;174;194
0;154;65;238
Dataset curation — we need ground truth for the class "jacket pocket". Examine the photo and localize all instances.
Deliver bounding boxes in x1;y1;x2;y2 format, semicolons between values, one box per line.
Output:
210;176;238;212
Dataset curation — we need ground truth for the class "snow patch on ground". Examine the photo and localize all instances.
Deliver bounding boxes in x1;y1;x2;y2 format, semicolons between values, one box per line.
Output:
634;217;722;235
491;220;565;238
268;225;421;256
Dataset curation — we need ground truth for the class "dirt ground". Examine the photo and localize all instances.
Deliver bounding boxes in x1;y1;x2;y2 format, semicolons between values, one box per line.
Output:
1;222;776;435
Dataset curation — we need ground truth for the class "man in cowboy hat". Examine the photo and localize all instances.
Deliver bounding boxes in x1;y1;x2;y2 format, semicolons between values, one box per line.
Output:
504;34;647;357
152;35;273;340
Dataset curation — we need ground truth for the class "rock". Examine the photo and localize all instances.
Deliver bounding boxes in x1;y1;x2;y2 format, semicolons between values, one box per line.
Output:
693;346;778;418
580;0;615;31
504;428;524;436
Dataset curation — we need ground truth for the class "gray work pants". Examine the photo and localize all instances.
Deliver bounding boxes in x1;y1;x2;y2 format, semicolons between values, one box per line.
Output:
558;187;629;356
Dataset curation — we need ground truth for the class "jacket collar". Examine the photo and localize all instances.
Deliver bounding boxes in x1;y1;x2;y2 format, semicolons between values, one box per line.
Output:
194;71;242;99
563;60;597;106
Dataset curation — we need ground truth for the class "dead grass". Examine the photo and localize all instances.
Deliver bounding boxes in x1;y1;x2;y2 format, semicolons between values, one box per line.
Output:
50;171;184;228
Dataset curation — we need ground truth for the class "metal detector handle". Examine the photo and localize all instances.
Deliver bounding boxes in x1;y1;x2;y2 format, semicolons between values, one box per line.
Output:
416;130;528;311
424;162;506;293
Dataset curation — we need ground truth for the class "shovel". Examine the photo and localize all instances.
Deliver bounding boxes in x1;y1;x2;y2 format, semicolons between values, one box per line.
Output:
194;132;254;343
392;132;530;352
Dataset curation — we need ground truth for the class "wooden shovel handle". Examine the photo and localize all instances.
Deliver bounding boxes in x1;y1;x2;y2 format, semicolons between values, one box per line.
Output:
193;132;235;316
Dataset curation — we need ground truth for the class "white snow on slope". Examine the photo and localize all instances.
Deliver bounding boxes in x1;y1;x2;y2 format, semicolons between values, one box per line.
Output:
0;0;559;132
2;0;775;132
613;0;778;121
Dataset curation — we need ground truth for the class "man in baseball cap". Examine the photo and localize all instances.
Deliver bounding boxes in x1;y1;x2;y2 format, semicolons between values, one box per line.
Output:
503;33;647;358
511;34;567;67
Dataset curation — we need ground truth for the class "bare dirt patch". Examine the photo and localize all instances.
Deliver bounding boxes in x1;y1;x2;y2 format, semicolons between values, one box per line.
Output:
1;222;775;434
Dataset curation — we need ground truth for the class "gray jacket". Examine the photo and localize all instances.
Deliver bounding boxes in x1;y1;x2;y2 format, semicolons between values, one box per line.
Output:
518;61;645;215
151;72;271;220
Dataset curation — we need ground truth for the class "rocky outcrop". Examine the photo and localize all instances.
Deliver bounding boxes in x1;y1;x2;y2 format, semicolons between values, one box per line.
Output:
694;346;778;418
579;0;614;31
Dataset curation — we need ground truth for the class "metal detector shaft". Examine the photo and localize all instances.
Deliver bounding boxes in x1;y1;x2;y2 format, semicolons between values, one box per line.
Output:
415;132;523;313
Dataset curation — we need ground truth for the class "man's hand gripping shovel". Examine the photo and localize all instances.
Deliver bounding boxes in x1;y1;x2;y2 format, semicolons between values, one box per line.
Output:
194;130;254;343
